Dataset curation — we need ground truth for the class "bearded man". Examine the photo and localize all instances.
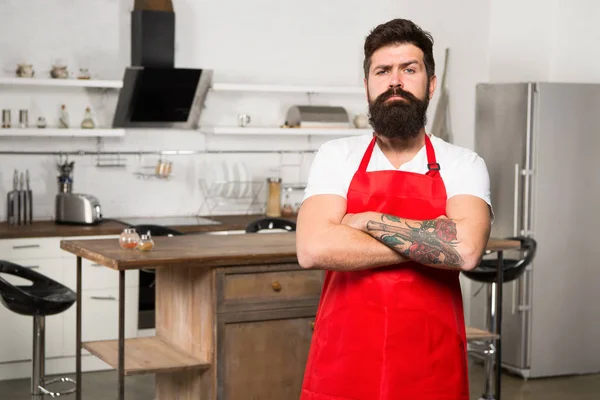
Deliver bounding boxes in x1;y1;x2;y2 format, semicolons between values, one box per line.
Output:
296;18;493;400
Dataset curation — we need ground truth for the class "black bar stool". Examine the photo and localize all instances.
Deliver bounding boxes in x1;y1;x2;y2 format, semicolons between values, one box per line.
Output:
130;224;184;238
0;260;77;399
245;217;296;233
462;236;537;400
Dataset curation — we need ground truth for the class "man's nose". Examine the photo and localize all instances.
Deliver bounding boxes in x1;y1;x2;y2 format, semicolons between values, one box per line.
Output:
388;72;403;89
388;83;403;93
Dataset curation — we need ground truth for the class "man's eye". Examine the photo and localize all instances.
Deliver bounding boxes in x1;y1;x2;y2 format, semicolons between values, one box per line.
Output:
405;68;415;74
376;70;387;75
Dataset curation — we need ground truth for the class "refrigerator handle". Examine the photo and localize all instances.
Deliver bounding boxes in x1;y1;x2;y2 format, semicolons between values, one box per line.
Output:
523;83;534;236
513;163;520;237
512;163;520;314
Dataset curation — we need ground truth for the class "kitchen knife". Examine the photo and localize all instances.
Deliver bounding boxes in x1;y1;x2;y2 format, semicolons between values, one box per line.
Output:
8;170;18;226
6;190;15;225
22;172;29;225
17;171;21;225
26;170;32;224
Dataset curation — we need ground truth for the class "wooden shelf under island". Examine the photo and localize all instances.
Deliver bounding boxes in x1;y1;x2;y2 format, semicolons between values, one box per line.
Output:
83;337;210;376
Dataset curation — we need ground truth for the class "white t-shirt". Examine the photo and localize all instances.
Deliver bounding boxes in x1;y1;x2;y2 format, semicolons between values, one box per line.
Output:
303;133;492;208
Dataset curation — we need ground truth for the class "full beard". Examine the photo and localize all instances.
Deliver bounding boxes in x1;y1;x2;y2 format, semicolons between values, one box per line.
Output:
367;85;429;140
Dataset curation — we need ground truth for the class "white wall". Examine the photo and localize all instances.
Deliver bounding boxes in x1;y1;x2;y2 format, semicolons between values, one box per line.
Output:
0;0;492;220
549;0;600;82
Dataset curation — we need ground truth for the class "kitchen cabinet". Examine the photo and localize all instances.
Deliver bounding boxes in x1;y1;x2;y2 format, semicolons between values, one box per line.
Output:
217;310;316;400
0;234;139;380
63;286;139;357
0;240;66;363
215;264;322;400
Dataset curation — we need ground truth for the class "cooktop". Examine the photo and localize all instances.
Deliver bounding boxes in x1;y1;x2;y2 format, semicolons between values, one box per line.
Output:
117;216;221;227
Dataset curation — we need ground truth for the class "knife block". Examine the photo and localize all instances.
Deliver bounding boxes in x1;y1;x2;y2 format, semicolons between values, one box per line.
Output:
7;189;32;226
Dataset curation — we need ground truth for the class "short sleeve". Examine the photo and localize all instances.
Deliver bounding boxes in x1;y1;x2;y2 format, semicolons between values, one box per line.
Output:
303;141;351;202
444;152;492;208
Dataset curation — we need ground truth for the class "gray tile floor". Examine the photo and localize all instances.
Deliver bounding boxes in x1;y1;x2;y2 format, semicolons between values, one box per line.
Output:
0;363;598;399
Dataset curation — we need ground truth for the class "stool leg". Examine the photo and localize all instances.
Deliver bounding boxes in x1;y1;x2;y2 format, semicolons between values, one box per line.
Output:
480;283;497;400
31;315;45;399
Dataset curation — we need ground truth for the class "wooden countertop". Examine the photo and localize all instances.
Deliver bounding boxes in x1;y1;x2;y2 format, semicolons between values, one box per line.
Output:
0;214;290;239
60;234;520;271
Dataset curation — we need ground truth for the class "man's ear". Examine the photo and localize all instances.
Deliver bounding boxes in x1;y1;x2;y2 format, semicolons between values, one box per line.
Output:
428;75;437;100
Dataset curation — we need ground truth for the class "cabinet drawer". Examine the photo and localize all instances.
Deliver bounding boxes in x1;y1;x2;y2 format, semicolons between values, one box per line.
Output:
221;267;323;304
0;237;63;260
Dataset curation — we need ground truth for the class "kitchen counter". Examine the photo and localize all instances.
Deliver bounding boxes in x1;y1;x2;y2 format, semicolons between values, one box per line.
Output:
0;214;295;239
60;234;518;271
61;231;298;270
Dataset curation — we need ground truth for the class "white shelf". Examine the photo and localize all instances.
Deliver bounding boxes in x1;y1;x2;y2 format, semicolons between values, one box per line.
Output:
211;82;364;94
201;127;371;136
0;77;123;89
0;128;125;137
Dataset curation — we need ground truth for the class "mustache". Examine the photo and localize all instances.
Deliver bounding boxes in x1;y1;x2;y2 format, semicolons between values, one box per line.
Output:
374;86;421;105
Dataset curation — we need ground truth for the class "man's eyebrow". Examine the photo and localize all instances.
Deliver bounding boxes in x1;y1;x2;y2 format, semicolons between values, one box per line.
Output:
372;59;420;71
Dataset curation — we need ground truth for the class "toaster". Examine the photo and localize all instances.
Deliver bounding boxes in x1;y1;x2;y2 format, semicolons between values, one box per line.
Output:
55;193;103;225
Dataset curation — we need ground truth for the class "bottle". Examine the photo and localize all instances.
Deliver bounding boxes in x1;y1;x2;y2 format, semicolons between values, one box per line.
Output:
58;105;69;129
265;177;282;217
119;228;140;250
80;107;95;129
137;233;154;252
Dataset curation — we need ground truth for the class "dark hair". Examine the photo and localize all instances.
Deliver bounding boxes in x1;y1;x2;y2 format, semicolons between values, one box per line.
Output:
363;19;435;80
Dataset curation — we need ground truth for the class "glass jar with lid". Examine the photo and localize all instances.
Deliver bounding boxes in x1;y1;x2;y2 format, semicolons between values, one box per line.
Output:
119;228;140;250
137;234;154;252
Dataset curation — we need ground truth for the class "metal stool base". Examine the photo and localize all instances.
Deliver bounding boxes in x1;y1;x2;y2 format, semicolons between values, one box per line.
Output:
32;316;77;399
38;377;77;398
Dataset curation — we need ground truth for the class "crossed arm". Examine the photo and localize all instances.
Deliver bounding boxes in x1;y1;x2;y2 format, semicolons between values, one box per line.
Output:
296;194;491;271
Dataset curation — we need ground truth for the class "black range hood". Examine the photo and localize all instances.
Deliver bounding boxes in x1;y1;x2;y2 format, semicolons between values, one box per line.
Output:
113;0;212;129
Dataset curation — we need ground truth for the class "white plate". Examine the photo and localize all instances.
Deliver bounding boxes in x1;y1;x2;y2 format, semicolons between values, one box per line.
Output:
223;161;239;198
202;161;228;197
235;162;251;198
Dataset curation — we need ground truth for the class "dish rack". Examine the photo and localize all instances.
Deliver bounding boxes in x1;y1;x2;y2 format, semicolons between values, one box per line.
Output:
197;179;265;215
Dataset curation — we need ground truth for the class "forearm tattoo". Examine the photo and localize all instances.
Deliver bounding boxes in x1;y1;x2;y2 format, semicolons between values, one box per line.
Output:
366;214;464;268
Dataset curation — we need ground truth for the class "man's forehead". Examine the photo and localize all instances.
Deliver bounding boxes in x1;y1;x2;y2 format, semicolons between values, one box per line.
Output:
371;44;424;64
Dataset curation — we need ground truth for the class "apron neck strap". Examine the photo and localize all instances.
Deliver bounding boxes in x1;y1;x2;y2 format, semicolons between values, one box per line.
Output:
424;134;440;177
358;133;441;176
358;135;378;173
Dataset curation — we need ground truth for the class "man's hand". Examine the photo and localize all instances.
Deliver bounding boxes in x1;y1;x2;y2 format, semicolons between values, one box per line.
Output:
341;213;369;231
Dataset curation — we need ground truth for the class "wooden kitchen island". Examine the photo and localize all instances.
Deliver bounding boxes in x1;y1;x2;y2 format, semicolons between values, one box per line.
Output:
60;233;520;400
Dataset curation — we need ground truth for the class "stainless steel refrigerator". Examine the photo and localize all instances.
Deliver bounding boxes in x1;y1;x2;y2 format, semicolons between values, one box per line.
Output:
471;82;600;378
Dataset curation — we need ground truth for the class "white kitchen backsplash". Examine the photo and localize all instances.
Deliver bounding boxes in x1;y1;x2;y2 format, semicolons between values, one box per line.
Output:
0;147;317;220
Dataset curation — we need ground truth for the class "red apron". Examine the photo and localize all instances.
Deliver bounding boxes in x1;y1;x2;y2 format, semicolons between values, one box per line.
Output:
300;134;468;400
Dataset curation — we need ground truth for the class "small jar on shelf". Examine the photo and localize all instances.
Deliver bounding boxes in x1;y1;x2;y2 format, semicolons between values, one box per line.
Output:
80;107;95;129
119;228;140;250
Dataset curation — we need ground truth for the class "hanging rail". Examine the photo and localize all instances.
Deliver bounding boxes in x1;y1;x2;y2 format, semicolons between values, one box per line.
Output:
0;149;317;156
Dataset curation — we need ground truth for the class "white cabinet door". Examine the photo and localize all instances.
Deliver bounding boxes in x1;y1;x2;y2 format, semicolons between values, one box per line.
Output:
62;256;139;291
0;258;67;362
63;286;139;357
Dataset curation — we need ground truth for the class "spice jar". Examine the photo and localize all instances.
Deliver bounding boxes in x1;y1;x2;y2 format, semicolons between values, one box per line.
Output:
265;177;282;217
281;193;294;217
137;234;154;252
119;228;140;250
